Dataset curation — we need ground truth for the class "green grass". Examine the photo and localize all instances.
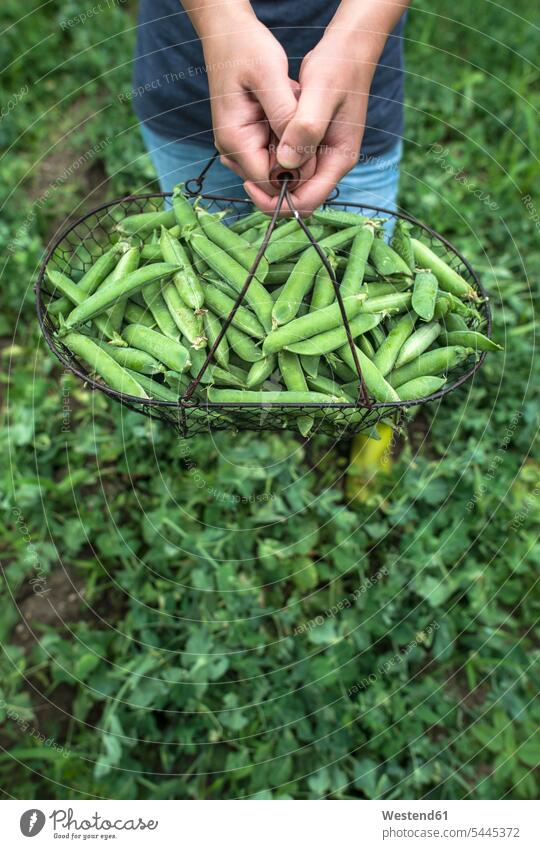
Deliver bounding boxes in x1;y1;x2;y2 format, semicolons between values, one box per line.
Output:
0;0;539;799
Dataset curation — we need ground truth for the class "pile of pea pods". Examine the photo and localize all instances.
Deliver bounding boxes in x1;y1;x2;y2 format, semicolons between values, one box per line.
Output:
45;185;500;436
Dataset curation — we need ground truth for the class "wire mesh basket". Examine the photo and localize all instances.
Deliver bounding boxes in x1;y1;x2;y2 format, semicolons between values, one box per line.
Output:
36;190;491;439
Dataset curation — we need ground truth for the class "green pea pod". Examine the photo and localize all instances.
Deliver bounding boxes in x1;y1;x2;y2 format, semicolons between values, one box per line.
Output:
412;269;438;321
324;354;356;385
307;374;356;401
93;340;164;375
388;346;473;388
124;301;155;328
285;313;382;357
373;313;417;376
390;219;415;272
369;235;414;278
208;364;248;388
444;312;469;332
188;231;273;331
300;355;320;378
171;185;198;234
173;360;245;390
433;295;451;319
61;263;179;331
188;345;213;384
100;246;141;335
370;324;386;349
338;343;400;403
411;238;477;300
263;293;368;355
206;274;241;301
397;376;447;400
253;218;300;248
246;355;277;389
126;369;179;401
46;269;125;346
312;208;370;229
272;231;357;324
197;207;268;282
162;284;206;348
207;388;344;404
359;292;412;315
340;225;376;299
203;286;265;339
277;350;314;436
365;281;412;298
203;311;230;368
226;325;263;363
440;290;482;320
197;207;269;278
141;244;163;262
264;262;297;287
395;321;442;368
117;209;175;237
60;331;148;398
229;210;270;234
163;370;191;394
358;334;375;359
263;225;325;264
48;244;123;316
242;225;265;244
122;324;191;373
160;226;204;310
311;256;338;311
141;281;179;340
442;330;502;352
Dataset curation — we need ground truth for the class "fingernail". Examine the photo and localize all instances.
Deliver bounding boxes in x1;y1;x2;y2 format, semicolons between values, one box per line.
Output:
278;145;301;168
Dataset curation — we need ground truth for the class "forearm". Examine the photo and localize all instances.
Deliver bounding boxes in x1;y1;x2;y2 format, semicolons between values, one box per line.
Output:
326;0;410;64
180;0;255;37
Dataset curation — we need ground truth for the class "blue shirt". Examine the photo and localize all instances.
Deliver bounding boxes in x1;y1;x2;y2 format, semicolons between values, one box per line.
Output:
133;1;405;156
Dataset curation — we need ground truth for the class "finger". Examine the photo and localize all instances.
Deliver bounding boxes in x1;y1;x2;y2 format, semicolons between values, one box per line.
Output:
248;72;299;140
214;121;277;194
243;181;293;216
245;155;345;217
219;155;244;178
277;85;341;169
244;148;318;214
285;147;353;216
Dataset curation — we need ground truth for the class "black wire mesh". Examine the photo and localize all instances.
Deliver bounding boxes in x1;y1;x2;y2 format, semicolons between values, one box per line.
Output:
35;193;491;438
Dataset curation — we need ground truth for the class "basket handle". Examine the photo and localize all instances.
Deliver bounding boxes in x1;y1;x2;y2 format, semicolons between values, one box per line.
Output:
182;179;371;408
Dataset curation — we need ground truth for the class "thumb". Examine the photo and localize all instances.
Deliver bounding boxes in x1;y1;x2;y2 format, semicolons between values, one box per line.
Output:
277;84;337;169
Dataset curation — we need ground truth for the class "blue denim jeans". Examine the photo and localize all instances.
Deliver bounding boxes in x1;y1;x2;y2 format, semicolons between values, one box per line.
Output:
140;123;402;214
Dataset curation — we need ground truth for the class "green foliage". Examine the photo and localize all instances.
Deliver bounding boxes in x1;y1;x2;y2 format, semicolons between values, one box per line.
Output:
0;0;538;800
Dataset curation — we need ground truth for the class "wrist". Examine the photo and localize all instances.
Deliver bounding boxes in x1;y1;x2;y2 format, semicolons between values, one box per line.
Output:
324;0;408;65
182;1;256;39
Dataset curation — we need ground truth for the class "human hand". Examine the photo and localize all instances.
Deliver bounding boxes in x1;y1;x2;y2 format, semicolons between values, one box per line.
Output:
197;6;315;194
244;0;408;215
244;31;374;215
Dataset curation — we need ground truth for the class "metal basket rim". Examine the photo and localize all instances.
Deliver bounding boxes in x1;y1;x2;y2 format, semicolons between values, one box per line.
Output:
35;192;491;413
